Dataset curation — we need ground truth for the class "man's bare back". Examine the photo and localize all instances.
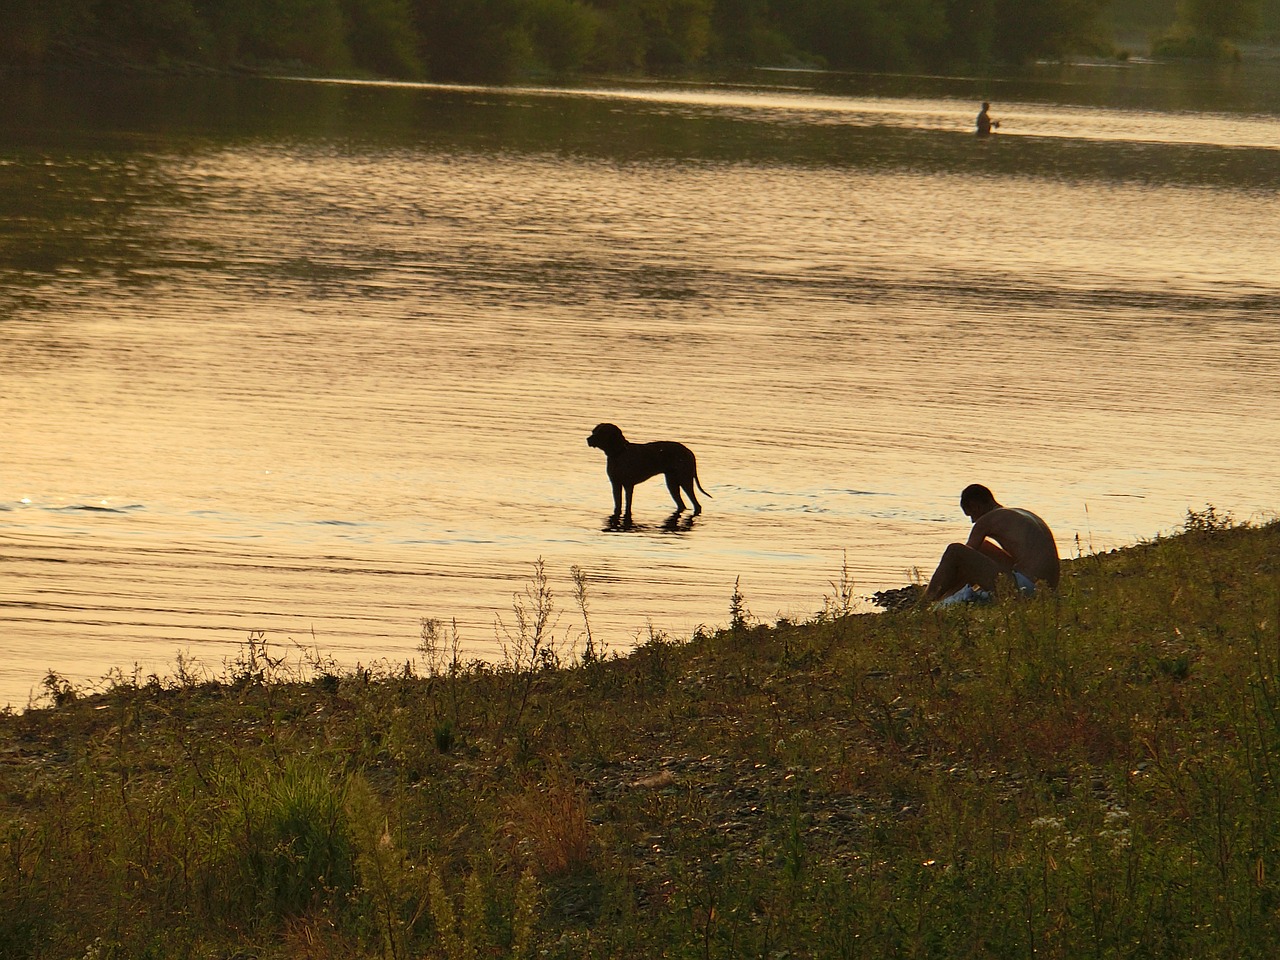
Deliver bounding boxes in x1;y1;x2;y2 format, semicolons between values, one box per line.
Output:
924;485;1060;603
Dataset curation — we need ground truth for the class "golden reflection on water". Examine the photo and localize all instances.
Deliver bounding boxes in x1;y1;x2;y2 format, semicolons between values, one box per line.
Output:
3;74;1280;707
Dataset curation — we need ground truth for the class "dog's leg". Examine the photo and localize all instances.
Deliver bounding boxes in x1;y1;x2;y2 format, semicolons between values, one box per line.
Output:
623;484;636;520
610;481;624;520
686;482;701;516
665;475;688;513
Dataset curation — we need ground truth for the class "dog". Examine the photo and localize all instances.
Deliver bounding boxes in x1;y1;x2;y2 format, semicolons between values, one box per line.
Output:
586;423;710;521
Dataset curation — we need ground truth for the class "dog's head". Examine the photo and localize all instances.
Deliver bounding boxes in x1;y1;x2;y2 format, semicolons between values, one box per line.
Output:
587;422;627;453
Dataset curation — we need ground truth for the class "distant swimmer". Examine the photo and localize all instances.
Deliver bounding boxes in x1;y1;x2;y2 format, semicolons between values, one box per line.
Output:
976;101;999;136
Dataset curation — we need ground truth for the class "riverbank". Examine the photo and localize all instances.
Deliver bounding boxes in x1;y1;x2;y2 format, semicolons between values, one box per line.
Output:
3;509;1279;957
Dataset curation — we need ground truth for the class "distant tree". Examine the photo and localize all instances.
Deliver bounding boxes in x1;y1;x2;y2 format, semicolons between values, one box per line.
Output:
941;0;996;66
1176;0;1261;39
894;0;949;64
341;0;424;76
779;0;947;71
1153;0;1261;55
254;0;353;69
710;0;793;64
0;0;94;66
1108;0;1179;38
783;0;894;69
2;0;1145;79
193;0;353;69
636;0;714;67
585;0;648;70
415;0;534;80
527;0;600;72
93;0;212;62
993;0;1111;62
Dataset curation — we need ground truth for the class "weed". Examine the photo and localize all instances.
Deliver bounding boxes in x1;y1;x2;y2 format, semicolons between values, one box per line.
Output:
434;718;455;754
821;550;857;620
347;776;429;959
729;576;751;633
497;558;566;735
572;564;605;665
39;670;77;708
631;622;681;688
214;756;356;922
227;631;287;687
427;862;468;960
419;617;464;680
425;863;540;960
507;766;595;878
1183;503;1236;534
510;869;541;960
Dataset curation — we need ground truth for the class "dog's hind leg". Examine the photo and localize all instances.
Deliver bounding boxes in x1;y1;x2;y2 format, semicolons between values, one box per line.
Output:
666;475;690;513
685;481;701;515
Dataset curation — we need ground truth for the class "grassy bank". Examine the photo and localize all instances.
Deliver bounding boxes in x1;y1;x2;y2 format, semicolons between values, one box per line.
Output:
3;510;1280;958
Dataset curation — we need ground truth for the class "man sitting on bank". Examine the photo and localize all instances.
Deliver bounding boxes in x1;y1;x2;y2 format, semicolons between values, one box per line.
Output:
924;483;1060;607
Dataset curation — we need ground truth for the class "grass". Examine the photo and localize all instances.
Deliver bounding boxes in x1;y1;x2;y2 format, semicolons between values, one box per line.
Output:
3;508;1280;958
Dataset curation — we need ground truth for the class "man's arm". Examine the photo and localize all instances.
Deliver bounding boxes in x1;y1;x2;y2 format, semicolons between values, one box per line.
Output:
966;515;1015;567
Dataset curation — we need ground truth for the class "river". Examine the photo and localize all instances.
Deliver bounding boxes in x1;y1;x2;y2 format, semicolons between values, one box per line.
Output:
3;59;1279;708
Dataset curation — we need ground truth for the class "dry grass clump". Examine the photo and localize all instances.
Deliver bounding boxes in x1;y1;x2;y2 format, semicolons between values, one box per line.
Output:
506;766;596;879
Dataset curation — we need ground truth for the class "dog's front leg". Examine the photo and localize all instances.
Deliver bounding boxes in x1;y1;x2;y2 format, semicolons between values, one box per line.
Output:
622;484;635;520
610;481;624;520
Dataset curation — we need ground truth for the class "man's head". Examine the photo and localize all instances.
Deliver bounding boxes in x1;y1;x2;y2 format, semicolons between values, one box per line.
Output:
959;483;998;521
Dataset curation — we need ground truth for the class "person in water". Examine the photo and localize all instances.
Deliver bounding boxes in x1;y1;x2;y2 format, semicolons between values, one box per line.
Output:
976;102;998;136
923;484;1060;606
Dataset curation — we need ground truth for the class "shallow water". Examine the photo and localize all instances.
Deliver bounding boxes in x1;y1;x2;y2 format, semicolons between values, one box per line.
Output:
3;63;1279;708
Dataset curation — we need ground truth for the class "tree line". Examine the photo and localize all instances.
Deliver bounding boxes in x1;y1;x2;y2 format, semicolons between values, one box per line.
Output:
0;0;1269;81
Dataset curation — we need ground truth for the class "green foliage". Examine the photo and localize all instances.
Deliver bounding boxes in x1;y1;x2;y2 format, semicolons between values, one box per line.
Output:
636;0;715;67
92;0;210;62
994;0;1113;61
341;0;424;76
0;0;94;66
5;0;1125;79
250;0;354;70
709;0;795;64
415;0;536;81
527;0;600;72
213;756;357;920
1153;0;1262;57
784;0;948;71
1184;502;1237;533
1178;0;1262;39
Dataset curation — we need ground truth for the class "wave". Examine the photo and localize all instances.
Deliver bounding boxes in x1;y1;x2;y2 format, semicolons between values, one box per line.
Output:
44;503;146;515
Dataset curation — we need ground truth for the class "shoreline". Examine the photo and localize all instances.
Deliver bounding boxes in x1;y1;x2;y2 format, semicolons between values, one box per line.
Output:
3;513;1278;955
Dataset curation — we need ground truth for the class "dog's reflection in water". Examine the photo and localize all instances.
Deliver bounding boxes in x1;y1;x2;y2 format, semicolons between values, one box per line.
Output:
603;509;696;534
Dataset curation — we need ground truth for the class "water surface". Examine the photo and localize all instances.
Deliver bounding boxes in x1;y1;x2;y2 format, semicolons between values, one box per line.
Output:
3;62;1279;707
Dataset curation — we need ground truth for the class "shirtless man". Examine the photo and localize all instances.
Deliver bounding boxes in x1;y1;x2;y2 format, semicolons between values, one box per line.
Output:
923;483;1060;604
976;102;998;136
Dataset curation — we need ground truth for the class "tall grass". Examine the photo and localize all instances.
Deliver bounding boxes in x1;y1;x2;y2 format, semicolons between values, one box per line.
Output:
2;512;1280;957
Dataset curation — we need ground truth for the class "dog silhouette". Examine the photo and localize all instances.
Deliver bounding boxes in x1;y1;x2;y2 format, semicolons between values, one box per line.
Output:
586;422;710;522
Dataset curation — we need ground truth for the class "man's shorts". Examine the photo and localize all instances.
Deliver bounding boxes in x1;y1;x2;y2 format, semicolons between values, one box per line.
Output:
934;571;1036;609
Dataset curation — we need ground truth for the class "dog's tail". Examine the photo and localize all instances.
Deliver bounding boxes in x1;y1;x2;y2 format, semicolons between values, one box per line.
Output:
695;473;712;498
